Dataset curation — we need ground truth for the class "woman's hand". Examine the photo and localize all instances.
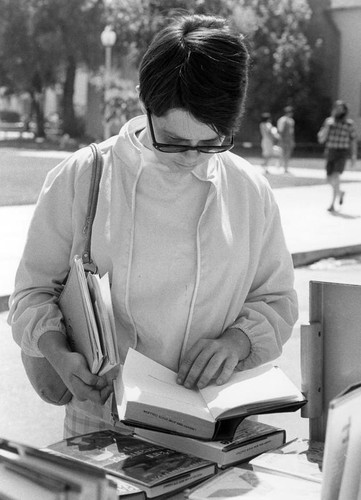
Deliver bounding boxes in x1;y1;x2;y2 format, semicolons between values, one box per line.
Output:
57;351;113;404
177;328;250;390
38;331;114;404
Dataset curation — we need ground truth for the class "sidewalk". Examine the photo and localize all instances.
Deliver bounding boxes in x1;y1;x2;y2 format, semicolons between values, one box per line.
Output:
1;159;361;309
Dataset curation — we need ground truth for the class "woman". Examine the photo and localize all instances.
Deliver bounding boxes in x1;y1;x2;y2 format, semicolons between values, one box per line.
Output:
8;14;298;438
318;100;357;212
259;112;280;174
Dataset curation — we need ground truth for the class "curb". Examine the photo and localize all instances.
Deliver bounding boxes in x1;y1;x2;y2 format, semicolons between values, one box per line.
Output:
292;244;361;268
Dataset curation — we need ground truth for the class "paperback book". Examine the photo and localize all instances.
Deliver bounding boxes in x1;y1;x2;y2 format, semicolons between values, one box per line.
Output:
47;429;216;498
114;348;306;441
59;255;120;376
136;418;286;468
0;436;118;500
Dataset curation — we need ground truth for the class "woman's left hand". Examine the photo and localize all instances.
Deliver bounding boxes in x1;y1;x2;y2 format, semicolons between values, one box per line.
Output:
176;328;250;389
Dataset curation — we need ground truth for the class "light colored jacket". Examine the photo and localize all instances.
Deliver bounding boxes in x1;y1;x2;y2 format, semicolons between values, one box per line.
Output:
8;115;298;425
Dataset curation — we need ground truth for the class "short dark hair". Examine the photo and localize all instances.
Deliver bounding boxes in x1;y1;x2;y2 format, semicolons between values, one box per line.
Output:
138;14;249;136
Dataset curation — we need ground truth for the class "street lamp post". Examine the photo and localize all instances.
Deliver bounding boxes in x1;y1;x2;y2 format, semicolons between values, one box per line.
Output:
100;26;117;140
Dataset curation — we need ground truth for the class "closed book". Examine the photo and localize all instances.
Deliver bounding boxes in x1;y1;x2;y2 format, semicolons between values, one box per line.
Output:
136;419;286;468
47;430;216;499
114;348;306;441
0;436;115;500
59;255;119;376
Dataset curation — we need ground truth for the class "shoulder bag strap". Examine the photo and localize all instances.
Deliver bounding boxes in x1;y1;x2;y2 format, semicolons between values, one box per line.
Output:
82;143;103;272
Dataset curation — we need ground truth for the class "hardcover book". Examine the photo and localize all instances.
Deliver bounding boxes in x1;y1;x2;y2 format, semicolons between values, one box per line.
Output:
47;429;216;498
136;418;286;468
114;348;306;441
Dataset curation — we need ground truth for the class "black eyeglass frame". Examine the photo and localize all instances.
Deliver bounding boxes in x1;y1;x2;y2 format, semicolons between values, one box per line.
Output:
146;110;234;154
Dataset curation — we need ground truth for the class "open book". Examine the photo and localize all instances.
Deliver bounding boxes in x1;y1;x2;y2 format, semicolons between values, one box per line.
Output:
114;348;306;441
59;255;120;376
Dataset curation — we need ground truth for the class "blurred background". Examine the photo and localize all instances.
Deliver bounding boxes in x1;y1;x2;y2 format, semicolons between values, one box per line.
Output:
0;0;360;152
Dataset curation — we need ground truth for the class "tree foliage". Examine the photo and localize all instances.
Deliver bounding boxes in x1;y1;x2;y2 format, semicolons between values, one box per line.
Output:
0;0;329;142
106;0;325;142
0;0;105;137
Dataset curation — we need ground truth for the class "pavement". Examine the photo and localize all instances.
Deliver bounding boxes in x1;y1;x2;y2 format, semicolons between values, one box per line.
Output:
1;156;361;310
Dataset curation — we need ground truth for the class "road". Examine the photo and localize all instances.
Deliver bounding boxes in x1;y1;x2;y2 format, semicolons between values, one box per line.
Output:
1;256;361;449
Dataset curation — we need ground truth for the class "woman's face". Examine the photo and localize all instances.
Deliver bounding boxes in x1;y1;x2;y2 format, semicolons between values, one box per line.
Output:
144;108;223;171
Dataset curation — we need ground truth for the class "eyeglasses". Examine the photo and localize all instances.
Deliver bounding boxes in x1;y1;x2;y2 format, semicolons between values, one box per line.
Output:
147;110;234;154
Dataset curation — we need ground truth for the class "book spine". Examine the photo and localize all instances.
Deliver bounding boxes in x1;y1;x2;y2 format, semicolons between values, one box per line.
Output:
218;431;286;468
144;465;215;498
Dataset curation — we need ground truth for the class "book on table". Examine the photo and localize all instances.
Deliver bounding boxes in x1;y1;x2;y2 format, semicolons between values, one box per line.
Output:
59;255;120;376
136;418;286;468
249;437;324;484
47;429;216;499
0;435;119;500
113;348;306;441
186;465;323;500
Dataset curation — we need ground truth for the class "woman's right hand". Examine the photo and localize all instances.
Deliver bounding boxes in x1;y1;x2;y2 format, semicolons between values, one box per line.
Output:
58;350;112;404
38;331;112;404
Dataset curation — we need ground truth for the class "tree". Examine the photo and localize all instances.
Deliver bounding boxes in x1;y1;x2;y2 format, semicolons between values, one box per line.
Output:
106;0;323;142
0;0;105;138
229;0;317;141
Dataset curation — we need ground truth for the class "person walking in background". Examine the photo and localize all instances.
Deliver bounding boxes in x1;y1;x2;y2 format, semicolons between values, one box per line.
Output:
259;112;280;174
277;106;295;174
318;100;358;212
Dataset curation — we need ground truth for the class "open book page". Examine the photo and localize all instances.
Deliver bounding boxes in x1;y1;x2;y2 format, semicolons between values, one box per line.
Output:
116;348;213;422
199;364;305;420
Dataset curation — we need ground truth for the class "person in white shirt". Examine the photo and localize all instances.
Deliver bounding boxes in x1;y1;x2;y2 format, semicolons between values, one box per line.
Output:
8;14;298;437
277;106;295;174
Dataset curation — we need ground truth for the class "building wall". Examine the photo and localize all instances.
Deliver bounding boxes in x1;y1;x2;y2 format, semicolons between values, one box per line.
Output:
330;3;361;134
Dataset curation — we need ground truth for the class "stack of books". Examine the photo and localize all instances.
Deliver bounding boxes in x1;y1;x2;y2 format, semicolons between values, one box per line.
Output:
100;347;305;470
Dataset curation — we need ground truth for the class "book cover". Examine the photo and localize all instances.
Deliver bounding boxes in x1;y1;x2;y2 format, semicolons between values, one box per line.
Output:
186;465;322;500
322;382;361;500
47;430;216;498
115;348;306;440
59;256;103;374
0;437;113;500
250;438;324;484
136;419;286;468
59;255;120;376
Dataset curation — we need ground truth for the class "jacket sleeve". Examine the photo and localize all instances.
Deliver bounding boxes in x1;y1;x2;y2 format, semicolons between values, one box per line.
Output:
230;186;298;370
7;149;93;357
